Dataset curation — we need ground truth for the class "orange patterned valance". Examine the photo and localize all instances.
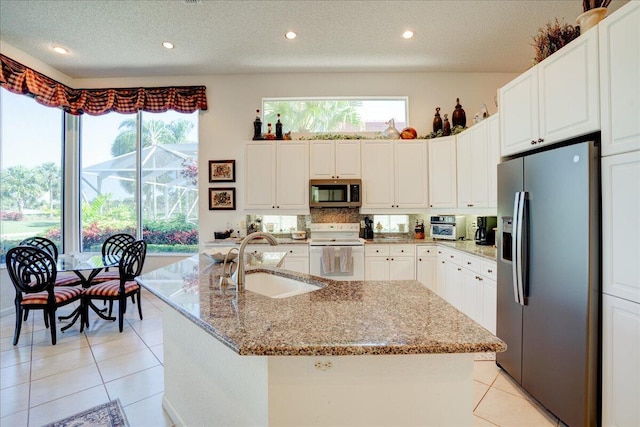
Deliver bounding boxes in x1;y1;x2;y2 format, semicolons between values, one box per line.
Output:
0;54;207;115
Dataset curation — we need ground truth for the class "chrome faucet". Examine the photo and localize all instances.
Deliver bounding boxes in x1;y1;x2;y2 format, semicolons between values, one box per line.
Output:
219;247;239;289
234;231;278;292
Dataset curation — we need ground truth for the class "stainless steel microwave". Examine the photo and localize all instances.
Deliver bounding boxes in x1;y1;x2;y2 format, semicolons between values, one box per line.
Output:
309;179;361;208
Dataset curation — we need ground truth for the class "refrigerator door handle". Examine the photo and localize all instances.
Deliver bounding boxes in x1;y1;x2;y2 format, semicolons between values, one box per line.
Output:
512;192;522;305
515;191;527;305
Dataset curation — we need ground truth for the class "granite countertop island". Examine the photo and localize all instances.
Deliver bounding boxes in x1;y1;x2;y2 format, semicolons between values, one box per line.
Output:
137;255;505;426
138;254;504;356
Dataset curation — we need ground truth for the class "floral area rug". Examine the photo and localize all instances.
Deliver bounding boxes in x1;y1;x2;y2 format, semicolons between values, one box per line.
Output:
41;399;129;427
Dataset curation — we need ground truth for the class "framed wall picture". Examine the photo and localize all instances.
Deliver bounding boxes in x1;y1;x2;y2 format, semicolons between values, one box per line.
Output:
209;160;235;183
209;187;236;210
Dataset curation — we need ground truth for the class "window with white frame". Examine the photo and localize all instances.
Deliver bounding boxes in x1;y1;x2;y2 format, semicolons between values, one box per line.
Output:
262;97;408;134
261;215;298;233
1;89;64;262
373;215;410;233
81;111;199;253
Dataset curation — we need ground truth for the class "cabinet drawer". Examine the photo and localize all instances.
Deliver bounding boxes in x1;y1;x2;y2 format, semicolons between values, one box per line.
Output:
481;260;497;281
436;247;450;260
390;245;414;256
446;249;463;266
463;254;482;274
365;245;389;257
416;245;437;257
279;245;309;257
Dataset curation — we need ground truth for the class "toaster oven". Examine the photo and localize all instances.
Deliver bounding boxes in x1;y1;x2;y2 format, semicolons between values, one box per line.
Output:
430;215;466;240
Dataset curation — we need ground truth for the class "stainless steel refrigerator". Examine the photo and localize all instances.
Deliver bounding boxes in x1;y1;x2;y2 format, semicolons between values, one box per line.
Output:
496;141;600;427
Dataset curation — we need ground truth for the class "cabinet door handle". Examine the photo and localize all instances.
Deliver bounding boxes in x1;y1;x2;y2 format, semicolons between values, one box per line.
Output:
467;261;471;265
391;258;394;261
531;140;536;145
419;258;422;261
538;138;544;143
386;258;389;261
488;269;493;273
457;267;462;271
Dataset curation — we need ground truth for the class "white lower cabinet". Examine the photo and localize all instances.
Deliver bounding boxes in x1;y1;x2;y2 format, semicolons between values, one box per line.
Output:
435;247;497;332
481;277;497;335
461;268;482;323
602;294;640;427
365;245;415;281
444;256;464;311
416;245;437;292
436;249;448;299
244;244;309;274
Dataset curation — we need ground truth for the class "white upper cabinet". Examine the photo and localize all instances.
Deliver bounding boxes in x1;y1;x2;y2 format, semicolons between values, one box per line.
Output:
361;140;428;212
395;140;429;209
457;123;489;208
245;141;309;213
361;140;394;209
428;136;457;209
309;140;361;179
599;1;640;156
499;67;539;156
500;28;600;156
486;114;500;208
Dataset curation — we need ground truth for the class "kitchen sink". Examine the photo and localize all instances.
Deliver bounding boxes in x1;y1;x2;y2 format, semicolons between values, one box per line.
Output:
244;272;322;298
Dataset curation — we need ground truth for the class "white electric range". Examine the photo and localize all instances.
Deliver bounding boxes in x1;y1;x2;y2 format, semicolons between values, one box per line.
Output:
308;223;365;281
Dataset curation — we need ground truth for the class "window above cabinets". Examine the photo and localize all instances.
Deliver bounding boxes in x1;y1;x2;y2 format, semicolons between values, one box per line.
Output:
262;97;408;136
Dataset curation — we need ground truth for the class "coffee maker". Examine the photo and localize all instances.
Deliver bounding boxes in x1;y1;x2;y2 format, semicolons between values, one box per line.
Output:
363;216;374;240
475;216;497;246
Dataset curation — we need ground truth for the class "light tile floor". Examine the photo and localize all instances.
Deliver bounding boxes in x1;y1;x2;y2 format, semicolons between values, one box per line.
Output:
1;289;562;427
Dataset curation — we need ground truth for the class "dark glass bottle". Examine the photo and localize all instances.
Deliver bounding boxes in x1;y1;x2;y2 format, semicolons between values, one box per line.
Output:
253;109;262;140
452;98;466;128
275;113;283;140
443;113;451;136
433;107;443;133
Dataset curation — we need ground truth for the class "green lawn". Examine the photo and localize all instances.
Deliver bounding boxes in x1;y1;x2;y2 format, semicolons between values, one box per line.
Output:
1;218;59;238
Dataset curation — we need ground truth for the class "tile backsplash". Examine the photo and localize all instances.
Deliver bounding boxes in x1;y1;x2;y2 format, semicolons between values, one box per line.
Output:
245;210;480;241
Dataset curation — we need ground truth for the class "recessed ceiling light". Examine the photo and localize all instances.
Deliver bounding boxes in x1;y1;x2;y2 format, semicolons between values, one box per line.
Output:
402;30;414;39
53;46;68;54
284;31;297;40
162;41;175;49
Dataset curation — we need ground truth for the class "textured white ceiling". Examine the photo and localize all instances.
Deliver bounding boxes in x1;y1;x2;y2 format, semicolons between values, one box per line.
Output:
0;0;629;78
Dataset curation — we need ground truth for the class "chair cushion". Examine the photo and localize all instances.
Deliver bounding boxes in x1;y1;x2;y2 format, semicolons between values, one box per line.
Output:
84;280;139;297
91;271;121;283
21;287;82;305
54;275;83;287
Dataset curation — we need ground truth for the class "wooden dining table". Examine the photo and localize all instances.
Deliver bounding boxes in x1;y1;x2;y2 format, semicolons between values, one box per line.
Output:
56;253;120;331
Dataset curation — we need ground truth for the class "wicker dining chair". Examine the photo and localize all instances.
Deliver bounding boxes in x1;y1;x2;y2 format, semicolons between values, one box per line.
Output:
6;246;83;345
81;240;147;332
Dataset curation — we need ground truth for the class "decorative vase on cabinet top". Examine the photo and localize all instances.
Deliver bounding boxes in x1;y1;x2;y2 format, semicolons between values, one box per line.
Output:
576;7;607;34
433;107;443;132
452;98;466;128
382;118;401;139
